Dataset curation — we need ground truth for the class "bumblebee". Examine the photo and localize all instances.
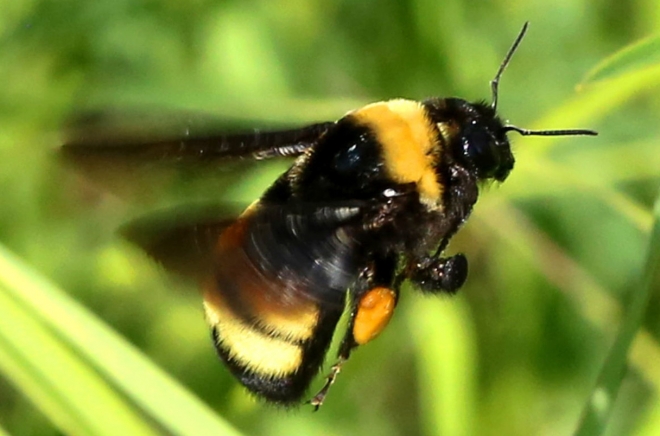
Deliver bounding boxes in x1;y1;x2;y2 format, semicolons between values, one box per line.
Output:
61;23;596;409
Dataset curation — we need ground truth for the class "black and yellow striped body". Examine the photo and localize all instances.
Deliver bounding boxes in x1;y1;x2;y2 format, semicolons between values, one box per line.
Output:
204;97;512;404
203;203;351;402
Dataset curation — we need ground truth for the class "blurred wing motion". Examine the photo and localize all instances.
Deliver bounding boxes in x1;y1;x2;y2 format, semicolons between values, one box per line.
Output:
119;203;242;280
61;111;334;160
60;110;333;200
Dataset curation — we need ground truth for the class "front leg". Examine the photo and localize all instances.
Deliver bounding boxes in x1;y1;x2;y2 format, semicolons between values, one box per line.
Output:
408;253;468;294
406;164;477;294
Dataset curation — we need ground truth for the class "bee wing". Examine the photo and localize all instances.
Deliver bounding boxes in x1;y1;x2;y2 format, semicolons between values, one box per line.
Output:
123;200;369;305
61;114;334;161
60;111;334;202
119;203;244;281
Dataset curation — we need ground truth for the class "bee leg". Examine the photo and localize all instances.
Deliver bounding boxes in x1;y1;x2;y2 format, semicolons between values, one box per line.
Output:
408;253;468;294
308;356;347;411
308;304;360;411
309;258;398;410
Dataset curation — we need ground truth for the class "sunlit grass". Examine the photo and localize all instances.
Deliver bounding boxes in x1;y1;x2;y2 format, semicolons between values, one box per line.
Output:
0;245;242;436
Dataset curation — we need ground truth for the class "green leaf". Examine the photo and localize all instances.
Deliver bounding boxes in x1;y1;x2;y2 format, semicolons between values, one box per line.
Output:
573;192;660;435
582;34;660;85
407;296;478;436
0;250;158;436
0;244;243;436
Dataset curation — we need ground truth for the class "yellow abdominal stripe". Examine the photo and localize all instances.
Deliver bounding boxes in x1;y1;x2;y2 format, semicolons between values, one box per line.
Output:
204;300;301;377
350;99;442;204
203;293;320;378
256;307;319;343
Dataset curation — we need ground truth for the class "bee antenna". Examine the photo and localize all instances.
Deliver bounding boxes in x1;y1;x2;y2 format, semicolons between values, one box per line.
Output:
502;125;598;137
491;22;529;111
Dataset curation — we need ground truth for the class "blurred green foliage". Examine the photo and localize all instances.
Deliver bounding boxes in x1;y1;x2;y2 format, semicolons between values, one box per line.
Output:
0;0;659;435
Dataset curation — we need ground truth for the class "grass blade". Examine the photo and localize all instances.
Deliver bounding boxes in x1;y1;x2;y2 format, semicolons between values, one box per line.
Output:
0;244;243;436
573;193;660;435
582;34;660;85
407;296;477;436
0;254;158;436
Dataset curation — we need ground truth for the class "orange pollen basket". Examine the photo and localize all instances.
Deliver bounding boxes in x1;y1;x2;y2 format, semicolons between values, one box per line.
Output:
352;287;397;345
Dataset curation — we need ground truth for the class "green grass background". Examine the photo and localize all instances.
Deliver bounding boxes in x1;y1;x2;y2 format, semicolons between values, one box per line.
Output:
1;0;659;435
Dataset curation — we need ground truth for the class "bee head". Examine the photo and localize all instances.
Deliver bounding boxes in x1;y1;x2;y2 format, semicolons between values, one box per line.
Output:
441;98;514;182
426;22;596;183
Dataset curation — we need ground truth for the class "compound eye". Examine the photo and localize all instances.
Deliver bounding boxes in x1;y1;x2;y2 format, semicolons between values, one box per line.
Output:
329;131;380;184
333;143;363;174
462;123;500;178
